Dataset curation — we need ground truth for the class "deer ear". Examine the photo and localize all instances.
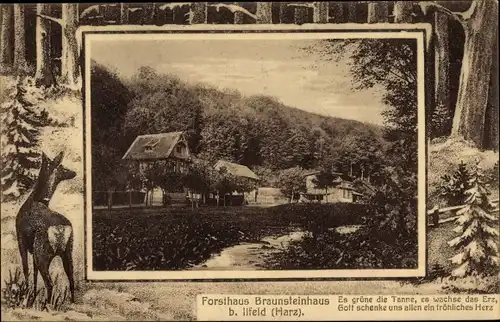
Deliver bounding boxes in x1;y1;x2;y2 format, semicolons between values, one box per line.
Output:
53;151;65;166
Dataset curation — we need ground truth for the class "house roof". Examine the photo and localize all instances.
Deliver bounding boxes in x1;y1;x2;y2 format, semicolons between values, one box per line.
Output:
122;131;189;161
214;160;260;180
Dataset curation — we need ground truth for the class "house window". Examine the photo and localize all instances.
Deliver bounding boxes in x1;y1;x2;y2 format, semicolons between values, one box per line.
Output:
145;145;153;152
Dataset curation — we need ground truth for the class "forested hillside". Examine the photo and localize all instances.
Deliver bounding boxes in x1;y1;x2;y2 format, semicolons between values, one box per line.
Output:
91;63;387;191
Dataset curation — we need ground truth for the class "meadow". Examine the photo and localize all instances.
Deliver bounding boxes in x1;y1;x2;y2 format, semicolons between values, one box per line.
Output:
92;203;370;271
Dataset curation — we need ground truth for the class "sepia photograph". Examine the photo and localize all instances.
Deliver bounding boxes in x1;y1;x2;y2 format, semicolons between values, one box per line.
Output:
1;2;497;321
85;30;426;280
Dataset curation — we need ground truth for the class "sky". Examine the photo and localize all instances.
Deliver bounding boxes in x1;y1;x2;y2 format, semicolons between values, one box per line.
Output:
90;37;387;125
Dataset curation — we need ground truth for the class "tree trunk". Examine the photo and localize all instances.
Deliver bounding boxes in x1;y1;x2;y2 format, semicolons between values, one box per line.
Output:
191;2;207;24
13;4;27;74
451;0;498;148
434;11;451;135
279;2;288;23
35;4;55;87
141;3;155;25
61;4;80;88
367;1;388;23
120;3;129;24
346;2;357;22
256;2;272;24
313;2;328;23
107;191;113;210
329;2;343;23
484;33;499;151
233;2;245;24
294;6;308;25
0;4;13;73
393;1;413;23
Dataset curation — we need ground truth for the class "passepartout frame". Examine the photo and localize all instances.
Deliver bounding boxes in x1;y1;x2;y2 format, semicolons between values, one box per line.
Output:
82;23;430;281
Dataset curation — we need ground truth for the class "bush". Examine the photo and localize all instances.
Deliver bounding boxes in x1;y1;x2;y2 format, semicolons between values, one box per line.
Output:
92;209;293;271
1;268;33;309
270;203;371;236
442;275;500;294
263;224;418;270
1;268;69;311
263;203;417;270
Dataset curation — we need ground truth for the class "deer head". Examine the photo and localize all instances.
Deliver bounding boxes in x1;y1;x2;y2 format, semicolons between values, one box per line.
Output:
33;151;76;204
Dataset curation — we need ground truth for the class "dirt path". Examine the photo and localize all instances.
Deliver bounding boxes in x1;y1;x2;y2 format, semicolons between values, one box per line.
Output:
192;230;306;270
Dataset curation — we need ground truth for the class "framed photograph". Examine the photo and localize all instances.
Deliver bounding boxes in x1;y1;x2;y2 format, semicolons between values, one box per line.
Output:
83;25;428;280
1;2;497;321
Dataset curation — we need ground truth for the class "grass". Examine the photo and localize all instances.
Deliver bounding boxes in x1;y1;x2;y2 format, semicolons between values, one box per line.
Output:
92;206;297;271
1;268;70;312
92;203;373;271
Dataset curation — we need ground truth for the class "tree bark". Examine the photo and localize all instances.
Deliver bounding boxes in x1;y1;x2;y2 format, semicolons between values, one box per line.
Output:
434;10;451;134
346;2;357;22
451;0;498;148
294;6;308;25
484;34;499;150
13;4;27;73
313;2;328;23
120;3;129;24
191;2;207;24
279;2;288;23
233;2;245;24
61;4;80;88
329;2;343;23
393;1;413;23
367;1;389;23
141;3;156;25
256;2;272;24
0;5;14;73
35;4;55;87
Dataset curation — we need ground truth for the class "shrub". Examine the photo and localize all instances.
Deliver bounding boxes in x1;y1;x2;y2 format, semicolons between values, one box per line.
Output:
271;203;371;231
1;268;33;309
442;275;500;294
263;225;418;270
440;161;472;206
1;268;71;311
92;209;293;271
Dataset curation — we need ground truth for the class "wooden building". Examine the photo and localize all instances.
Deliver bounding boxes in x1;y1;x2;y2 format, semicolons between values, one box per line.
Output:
301;170;362;203
122;131;192;205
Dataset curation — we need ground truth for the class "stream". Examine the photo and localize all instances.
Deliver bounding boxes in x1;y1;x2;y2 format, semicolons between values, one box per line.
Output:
192;225;362;270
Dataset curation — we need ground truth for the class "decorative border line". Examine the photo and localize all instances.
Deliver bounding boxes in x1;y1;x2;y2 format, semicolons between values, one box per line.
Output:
81;24;430;282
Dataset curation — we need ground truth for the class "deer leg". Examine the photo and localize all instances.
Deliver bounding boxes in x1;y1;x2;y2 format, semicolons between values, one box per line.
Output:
28;256;39;308
61;241;75;303
17;236;29;282
35;252;53;304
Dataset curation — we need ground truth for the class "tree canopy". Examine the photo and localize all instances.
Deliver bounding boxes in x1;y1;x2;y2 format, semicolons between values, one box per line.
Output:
91;62;388;192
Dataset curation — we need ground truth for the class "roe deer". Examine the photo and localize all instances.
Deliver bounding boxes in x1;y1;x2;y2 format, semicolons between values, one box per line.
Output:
16;151;77;305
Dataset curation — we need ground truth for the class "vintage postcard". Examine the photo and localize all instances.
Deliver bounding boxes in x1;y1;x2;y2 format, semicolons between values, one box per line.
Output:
1;2;498;321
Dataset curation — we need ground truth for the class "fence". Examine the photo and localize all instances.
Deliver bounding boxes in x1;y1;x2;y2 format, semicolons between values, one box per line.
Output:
427;198;499;228
92;190;249;210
